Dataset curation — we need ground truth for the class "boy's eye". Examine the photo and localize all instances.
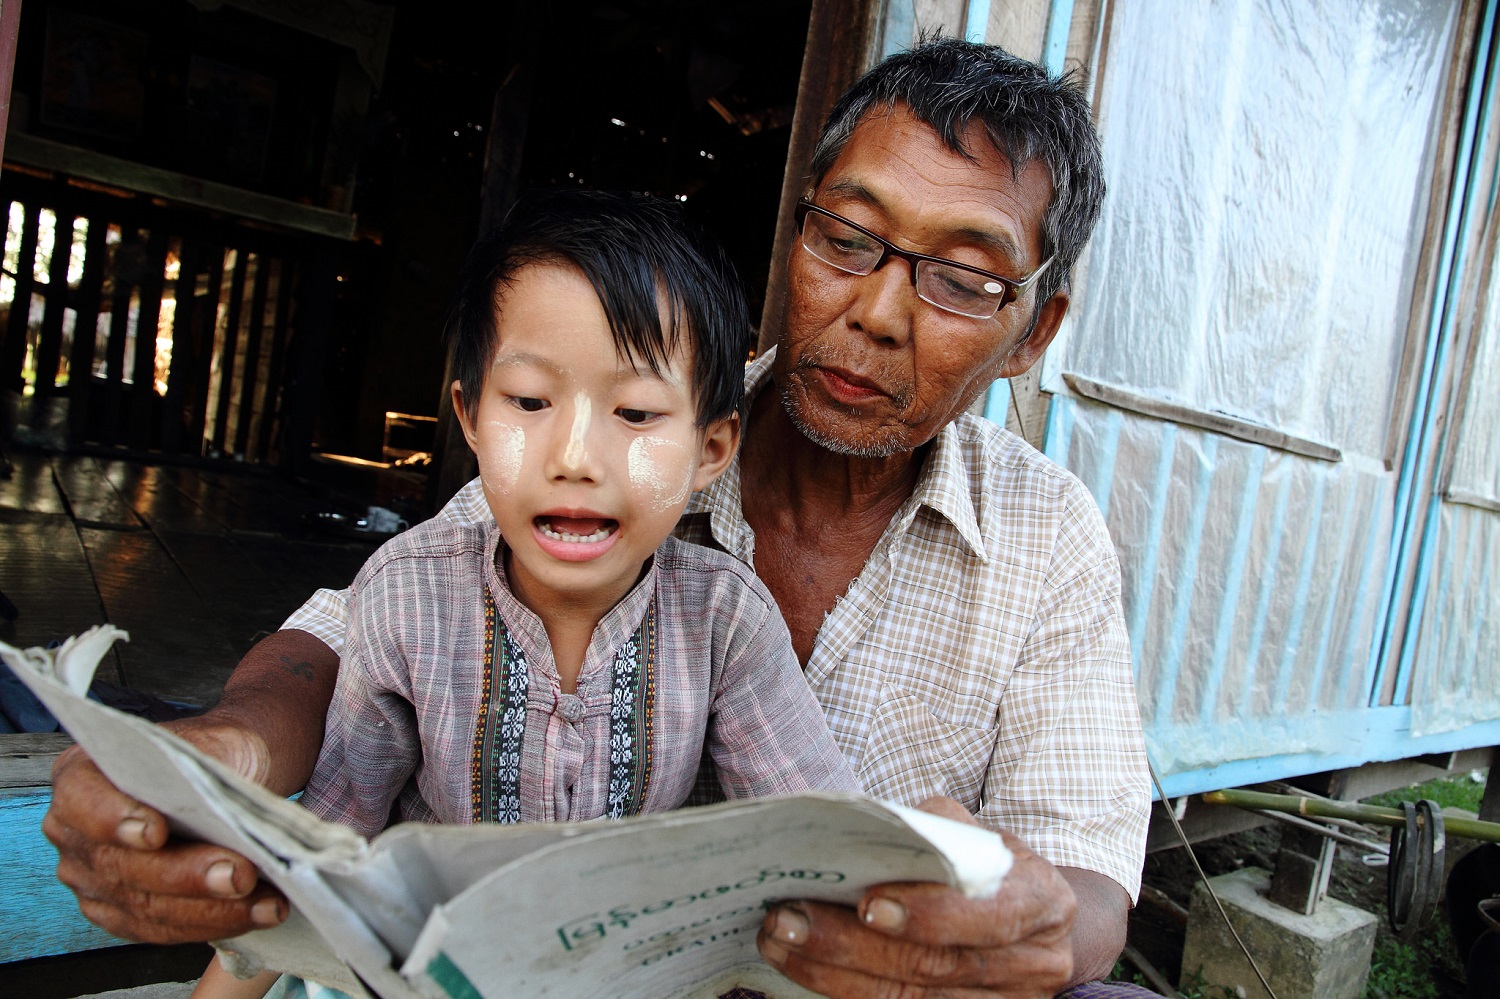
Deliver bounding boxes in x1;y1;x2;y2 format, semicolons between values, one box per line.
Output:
617;408;659;425
509;396;547;413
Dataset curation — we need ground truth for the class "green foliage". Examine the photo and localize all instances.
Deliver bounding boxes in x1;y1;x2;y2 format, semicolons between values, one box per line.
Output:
1364;936;1439;998
1174;967;1241;999
1364;917;1462;998
1365;770;1487;813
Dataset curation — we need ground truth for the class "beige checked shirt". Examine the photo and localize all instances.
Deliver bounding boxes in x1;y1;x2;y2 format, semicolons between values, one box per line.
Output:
287;351;1149;900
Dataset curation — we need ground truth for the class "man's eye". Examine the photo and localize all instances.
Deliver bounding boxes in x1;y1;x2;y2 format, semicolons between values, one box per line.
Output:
617;408;659;425
509;396;547;413
928;266;995;301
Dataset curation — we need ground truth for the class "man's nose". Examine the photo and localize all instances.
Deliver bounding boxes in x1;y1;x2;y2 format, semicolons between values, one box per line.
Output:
547;394;602;482
846;255;917;345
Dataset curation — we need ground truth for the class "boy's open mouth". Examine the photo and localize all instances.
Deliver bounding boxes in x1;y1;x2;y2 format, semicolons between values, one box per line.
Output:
535;516;618;544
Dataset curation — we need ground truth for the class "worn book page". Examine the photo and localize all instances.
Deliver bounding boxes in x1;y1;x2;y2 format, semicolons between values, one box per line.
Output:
401;794;1011;999
5;629;1013;999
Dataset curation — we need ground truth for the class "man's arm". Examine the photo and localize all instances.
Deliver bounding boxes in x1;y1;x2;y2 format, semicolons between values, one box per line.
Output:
41;629;338;943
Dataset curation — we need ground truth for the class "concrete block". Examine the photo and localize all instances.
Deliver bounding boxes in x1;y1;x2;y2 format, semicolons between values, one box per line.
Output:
1180;867;1377;999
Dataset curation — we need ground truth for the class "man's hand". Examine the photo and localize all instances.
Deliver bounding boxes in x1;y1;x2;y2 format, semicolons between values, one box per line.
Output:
43;718;290;943
41;628;339;944
756;797;1123;998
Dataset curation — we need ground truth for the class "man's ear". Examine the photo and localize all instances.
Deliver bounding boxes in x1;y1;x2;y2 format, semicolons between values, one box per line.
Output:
998;290;1069;379
691;412;741;492
451;380;480;452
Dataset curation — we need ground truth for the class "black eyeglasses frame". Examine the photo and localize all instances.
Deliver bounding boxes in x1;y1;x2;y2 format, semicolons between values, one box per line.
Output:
793;199;1055;319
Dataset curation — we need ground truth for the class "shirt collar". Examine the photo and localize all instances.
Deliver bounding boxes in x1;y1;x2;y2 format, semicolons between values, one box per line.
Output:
685;347;989;565
903;417;990;564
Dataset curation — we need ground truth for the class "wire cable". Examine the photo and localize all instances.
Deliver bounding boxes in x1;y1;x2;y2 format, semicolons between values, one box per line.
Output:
1147;759;1280;999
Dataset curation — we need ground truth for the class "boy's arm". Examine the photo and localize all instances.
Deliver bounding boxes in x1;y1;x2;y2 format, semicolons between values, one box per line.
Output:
704;586;859;797
44;629;338;942
299;584;425;840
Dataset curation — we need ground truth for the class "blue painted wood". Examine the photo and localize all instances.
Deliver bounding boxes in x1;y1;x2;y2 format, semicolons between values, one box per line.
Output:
1199;446;1266;723
1156;708;1500;799
1086;408;1123;519
1342;491;1389;707
1306;481;1361;707
1370;0;1500;706
1128;423;1177;678
0;788;123;962
983;376;1011;427
1271;474;1328;707
1395;497;1445;705
1237;470;1294;713
964;0;993;43
1047;386;1075;465
1156;434;1219;722
1042;0;1074;74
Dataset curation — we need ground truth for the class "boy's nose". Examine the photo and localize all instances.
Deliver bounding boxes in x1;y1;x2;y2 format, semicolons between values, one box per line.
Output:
548;393;602;482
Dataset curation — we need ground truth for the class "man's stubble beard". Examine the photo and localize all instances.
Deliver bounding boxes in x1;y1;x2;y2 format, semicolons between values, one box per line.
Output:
779;369;914;460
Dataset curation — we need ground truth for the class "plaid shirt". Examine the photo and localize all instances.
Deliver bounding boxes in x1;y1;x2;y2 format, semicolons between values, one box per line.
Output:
298;525;857;838
288;352;1149;899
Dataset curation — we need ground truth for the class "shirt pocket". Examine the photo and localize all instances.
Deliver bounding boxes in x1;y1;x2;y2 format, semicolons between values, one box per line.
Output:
857;684;996;811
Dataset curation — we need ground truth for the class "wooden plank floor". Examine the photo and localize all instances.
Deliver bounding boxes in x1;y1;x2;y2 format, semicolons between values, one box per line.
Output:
0;451;382;706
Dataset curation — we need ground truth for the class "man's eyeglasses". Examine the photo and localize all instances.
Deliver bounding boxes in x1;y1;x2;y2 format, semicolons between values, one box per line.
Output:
793;200;1054;320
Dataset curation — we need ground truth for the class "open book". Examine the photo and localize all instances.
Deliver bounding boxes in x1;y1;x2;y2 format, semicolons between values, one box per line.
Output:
4;628;1013;999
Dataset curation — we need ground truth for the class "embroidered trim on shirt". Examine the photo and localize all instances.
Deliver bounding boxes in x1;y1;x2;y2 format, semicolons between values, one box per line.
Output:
472;587;529;824
469;595;496;823
607;601;656;819
471;590;656;823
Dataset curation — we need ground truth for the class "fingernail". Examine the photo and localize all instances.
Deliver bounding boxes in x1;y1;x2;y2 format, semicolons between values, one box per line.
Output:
863;896;907;933
117;818;149;849
761;939;789;968
251;897;284;927
770;905;809;945
206;860;239;898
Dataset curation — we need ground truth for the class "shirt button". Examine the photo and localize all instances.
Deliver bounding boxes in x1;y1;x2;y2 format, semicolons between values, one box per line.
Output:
558;694;586;723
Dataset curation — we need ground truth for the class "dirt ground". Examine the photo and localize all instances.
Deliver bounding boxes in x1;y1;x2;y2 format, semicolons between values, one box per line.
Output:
1129;822;1471;998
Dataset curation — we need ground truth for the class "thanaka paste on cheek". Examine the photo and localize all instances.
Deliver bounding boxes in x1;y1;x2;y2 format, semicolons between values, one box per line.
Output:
478;421;525;496
627;436;694;512
563;391;592;469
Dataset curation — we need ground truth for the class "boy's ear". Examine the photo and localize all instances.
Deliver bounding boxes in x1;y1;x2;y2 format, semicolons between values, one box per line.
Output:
451;381;480;451
691;412;741;492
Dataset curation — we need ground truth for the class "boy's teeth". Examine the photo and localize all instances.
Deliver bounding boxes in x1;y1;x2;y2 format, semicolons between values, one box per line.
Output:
539;520;613;543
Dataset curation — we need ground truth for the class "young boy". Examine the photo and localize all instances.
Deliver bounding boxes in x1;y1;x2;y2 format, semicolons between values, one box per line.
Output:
195;190;857;997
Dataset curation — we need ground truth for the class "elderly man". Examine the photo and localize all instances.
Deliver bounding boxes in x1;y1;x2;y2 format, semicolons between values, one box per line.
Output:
44;39;1150;998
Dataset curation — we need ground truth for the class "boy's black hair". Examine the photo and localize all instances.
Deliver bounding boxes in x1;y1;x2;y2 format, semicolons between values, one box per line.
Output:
448;189;751;428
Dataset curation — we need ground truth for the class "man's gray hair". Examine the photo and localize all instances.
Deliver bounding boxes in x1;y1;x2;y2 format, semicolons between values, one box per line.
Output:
809;37;1104;308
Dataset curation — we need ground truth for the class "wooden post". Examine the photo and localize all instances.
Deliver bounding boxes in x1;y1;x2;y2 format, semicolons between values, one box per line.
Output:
432;54;535;511
0;0;21;166
66;220;109;447
1267;771;1350;915
1481;747;1500;824
758;0;881;354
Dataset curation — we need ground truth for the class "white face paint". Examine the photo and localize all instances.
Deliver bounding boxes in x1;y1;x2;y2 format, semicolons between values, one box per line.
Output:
562;391;592;470
477;421;526;496
627;435;694;512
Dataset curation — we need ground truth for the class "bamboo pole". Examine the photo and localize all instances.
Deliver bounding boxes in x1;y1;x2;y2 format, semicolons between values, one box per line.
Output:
1201;788;1500;844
